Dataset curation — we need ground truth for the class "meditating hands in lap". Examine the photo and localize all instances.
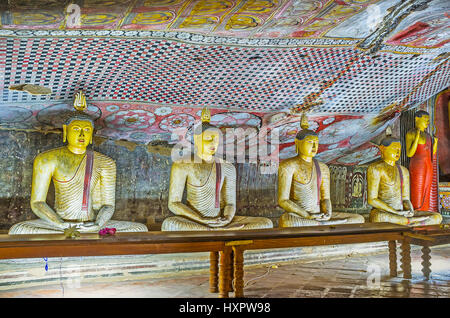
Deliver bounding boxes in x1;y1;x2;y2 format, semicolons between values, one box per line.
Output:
8;92;147;235
278;114;364;228
162;107;272;231
368;131;441;226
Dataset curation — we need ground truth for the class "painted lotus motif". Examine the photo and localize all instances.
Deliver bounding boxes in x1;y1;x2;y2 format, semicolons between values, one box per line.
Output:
104;109;156;131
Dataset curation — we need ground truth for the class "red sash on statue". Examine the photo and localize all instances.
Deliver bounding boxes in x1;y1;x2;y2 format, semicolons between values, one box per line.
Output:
313;159;322;206
81;150;94;217
215;161;222;209
396;164;404;200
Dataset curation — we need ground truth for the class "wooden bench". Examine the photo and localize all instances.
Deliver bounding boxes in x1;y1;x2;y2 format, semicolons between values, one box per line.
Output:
0;222;412;298
212;222;413;297
402;225;450;280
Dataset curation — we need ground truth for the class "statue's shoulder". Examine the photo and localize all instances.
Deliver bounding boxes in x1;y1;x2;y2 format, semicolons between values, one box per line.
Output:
34;147;64;162
368;159;384;170
279;156;297;169
93;151;115;166
315;160;329;171
171;154;195;166
397;164;409;175
218;159;236;174
217;157;233;166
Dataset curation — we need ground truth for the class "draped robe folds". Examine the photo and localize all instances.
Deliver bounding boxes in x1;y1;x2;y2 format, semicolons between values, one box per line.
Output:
278;158;364;227
9;150;147;234
409;134;434;211
368;161;442;226
162;160;273;231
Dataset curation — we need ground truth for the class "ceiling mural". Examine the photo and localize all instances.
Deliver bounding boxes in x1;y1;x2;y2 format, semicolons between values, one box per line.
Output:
0;0;449;165
0;0;384;37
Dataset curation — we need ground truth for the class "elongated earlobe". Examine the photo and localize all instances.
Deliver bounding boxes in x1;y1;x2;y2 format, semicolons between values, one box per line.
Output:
62;125;67;143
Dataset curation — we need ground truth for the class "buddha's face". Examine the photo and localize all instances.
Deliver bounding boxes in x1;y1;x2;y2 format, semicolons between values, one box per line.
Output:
415;115;429;130
295;135;319;158
64;120;93;149
194;128;220;157
380;141;401;163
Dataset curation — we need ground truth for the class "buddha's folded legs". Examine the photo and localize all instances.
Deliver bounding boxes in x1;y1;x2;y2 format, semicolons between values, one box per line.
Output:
369;209;442;226
8;219;148;235
408;210;442;225
161;215;273;231
279;212;364;228
103;220;148;232
9;219;65;235
333;212;365;224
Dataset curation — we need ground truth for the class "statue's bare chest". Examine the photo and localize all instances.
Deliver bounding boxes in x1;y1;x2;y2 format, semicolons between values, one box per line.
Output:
187;163;214;186
53;153;92;182
293;162;313;184
380;166;398;185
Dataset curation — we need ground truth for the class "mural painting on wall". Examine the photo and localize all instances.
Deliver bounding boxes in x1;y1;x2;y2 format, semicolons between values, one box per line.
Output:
1;0;449;51
329;165;370;213
0;100;393;166
347;167;368;210
440;183;450;216
0;0;394;39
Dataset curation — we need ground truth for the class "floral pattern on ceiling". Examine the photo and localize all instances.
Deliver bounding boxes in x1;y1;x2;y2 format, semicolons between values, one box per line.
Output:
0;101;393;164
1;0;378;38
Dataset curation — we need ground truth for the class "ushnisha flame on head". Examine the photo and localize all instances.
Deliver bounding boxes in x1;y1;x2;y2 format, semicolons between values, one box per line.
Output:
62;91;95;145
295;112;318;141
64;90;95;127
379;126;400;147
201;107;211;123
193;106;220;136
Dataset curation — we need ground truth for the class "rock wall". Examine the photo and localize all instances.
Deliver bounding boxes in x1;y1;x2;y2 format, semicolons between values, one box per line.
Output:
0;130;283;230
0;129;372;231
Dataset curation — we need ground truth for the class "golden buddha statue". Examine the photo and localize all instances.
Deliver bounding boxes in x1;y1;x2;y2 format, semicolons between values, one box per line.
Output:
161;108;273;231
9;91;148;234
278;114;364;227
368;130;442;226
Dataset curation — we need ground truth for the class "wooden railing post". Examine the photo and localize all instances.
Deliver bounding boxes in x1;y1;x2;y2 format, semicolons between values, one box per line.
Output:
219;246;232;298
401;237;412;279
388;240;398;277
209;251;219;293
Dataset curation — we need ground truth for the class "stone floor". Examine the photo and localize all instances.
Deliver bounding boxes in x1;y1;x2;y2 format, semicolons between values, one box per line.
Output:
0;245;448;298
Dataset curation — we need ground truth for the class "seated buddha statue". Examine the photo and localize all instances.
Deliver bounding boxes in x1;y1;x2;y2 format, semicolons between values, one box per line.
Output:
161;108;273;231
278;114;365;227
368;131;442;226
9;91;148;234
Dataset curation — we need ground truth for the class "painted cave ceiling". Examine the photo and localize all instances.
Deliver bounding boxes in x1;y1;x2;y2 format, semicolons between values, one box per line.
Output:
0;0;449;166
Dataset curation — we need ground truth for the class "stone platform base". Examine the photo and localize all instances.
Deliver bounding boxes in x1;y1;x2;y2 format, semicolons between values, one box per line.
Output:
0;241;419;292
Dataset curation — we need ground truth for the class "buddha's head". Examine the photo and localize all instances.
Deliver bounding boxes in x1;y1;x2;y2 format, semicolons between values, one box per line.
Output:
193;108;220;158
379;136;401;165
295;131;319;158
63;115;94;150
414;110;430;131
62;91;95;153
295;113;319;160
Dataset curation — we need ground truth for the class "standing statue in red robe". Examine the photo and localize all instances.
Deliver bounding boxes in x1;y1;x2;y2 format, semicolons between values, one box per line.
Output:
405;110;439;212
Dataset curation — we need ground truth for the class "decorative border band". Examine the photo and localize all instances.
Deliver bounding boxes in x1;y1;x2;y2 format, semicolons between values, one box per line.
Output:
0;28;442;54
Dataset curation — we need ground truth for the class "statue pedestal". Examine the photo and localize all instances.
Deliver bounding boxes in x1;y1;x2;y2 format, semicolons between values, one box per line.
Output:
0;241;393;294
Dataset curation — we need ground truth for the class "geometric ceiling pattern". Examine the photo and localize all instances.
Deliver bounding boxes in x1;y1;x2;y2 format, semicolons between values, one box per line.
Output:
1;36;448;114
0;0;449;165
